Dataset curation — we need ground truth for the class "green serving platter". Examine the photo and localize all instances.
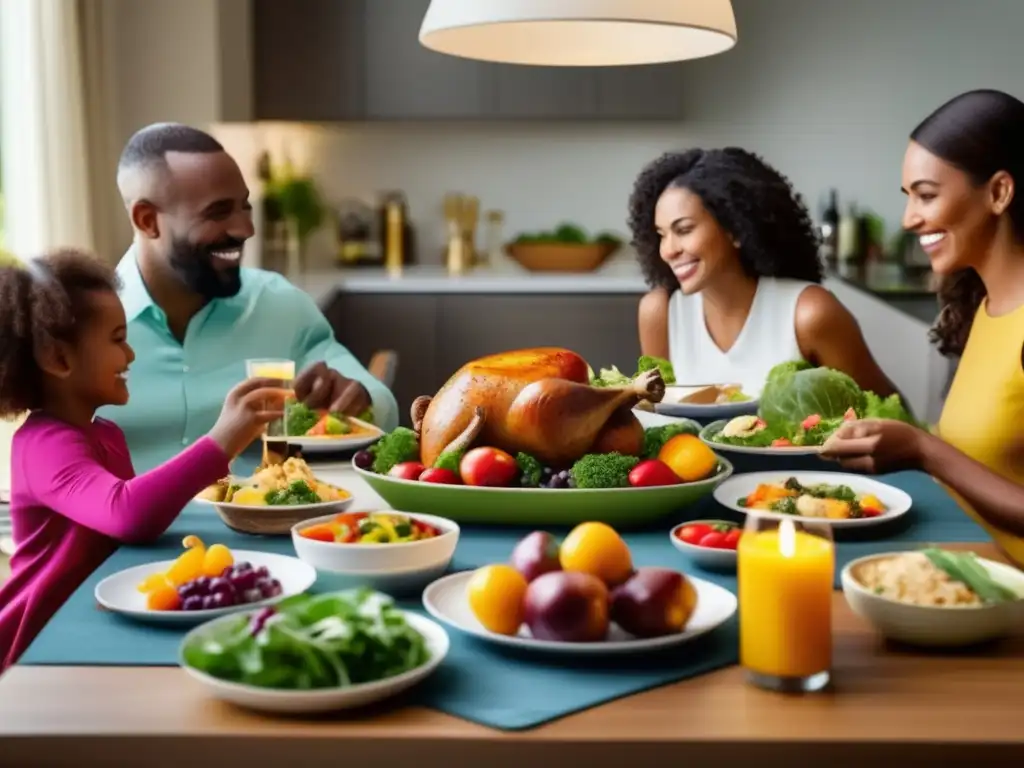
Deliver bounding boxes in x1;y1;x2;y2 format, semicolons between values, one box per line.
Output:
352;456;733;528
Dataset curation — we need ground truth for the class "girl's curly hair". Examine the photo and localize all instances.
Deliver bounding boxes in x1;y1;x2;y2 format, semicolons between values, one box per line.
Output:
0;248;120;418
627;147;823;291
909;89;1024;358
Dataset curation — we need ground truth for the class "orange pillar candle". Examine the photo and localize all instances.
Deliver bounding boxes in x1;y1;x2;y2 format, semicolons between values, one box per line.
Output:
738;516;834;692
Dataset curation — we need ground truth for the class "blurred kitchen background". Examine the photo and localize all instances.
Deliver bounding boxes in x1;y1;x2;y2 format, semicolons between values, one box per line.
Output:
2;0;1020;429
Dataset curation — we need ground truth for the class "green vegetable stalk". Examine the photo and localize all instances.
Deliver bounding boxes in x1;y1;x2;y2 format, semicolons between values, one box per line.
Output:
369;427;420;474
570;452;639;489
922;548;1019;604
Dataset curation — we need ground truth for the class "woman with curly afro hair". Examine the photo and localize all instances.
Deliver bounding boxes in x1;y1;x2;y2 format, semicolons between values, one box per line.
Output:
628;146;898;399
823;89;1024;566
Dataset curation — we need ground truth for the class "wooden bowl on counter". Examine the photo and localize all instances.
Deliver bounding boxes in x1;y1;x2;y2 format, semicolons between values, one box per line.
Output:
505;241;619;272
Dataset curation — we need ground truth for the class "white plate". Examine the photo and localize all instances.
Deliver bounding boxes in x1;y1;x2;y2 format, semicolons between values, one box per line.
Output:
713;471;912;528
699;420;823;456
180;610;448;714
264;417;383;454
422;570;737;655
95;550;317;626
656;394;760;421
632;409;701;430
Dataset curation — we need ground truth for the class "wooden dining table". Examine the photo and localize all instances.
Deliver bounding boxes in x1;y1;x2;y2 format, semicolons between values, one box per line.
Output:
1;455;1022;768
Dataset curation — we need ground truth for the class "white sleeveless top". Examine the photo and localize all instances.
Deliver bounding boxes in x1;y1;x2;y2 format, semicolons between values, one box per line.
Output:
667;277;813;396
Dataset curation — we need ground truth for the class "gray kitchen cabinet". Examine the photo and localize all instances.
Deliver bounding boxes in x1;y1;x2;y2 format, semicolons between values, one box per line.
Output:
252;0;366;121
597;64;686;119
322;291;643;426
363;0;492;119
491;65;599;119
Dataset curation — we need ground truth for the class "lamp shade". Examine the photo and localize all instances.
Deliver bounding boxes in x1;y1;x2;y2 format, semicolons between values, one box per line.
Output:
418;0;737;67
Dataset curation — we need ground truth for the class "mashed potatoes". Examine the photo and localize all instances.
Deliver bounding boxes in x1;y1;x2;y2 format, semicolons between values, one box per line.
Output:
856;552;983;607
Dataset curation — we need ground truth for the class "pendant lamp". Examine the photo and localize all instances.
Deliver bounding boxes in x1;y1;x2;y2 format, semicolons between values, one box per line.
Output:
418;0;737;67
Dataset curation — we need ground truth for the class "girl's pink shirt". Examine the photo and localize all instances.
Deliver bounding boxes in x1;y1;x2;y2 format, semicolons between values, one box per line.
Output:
0;412;229;671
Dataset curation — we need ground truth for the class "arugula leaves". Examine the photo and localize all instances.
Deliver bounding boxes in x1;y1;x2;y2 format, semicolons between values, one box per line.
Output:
181;589;430;690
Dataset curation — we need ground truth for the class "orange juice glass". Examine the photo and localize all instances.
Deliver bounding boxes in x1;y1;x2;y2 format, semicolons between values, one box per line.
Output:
245;358;295;437
738;514;834;693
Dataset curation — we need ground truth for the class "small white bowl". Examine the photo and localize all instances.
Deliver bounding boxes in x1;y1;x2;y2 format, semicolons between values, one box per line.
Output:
668;520;740;571
841;551;1024;647
291;511;460;594
179;609;449;714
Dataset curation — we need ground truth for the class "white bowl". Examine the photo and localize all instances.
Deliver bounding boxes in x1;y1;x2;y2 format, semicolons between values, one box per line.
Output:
668;520;739;571
841;551;1024;647
290;511;460;594
179;609;449;714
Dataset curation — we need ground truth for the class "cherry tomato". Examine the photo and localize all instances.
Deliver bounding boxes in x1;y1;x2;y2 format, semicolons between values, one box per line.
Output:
801;413;822;430
698;531;729;549
389;461;426;481
419;467;461;484
676;523;711;546
722;528;742;549
861;506;882;518
628;459;680;488
771;437;792;447
300;523;336;543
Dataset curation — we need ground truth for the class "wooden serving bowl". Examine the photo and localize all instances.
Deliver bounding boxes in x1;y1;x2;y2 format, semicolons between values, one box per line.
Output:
505;241;619;272
195;497;355;537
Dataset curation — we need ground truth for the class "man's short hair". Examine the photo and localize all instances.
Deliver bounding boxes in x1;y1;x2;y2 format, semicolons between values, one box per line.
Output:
117;122;224;173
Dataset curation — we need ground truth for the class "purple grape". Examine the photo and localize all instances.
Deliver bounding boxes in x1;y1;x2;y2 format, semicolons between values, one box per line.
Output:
220;565;234;578
230;569;258;592
249;606;276;636
242;588;263;604
178;581;201;600
200;595;216;610
547;474;570;489
209;577;236;598
255;577;283;599
234;561;253;573
254;565;270;580
193;576;212;594
353;449;374;470
182;595;205;611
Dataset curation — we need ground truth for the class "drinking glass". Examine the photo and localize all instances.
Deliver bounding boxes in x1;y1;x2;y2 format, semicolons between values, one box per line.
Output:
245;358;295;438
737;513;835;693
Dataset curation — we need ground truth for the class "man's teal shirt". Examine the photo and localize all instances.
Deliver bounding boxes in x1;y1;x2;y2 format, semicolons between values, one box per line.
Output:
97;251;398;473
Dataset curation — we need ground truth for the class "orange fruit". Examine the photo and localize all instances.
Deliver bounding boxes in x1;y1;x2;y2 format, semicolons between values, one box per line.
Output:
559;522;633;587
658;434;718;482
202;543;234;577
144;578;181;611
165;535;206;586
466;564;529;635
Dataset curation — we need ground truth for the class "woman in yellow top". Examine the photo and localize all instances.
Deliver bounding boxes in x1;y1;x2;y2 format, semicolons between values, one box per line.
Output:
822;88;1024;566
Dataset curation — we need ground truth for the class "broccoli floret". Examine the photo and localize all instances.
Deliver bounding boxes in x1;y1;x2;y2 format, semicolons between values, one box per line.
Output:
355;406;374;424
516;452;543;487
642;422;700;458
266;479;319;506
636;355;676;385
369;427;420;474
286;400;320;436
570;452;639;489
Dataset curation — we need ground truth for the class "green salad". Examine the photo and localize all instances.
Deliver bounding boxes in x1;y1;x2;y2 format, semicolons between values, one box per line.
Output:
590;354;676;388
707;360;917;449
181;589;431;690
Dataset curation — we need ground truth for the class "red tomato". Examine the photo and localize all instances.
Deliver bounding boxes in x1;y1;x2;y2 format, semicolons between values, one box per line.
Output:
389;461;426;481
300;524;337;543
801;414;822;429
861;506;882;518
419;467;461;484
676;523;712;546
698;531;729;549
771;437;792;447
459;447;518;487
722;528;742;549
628;459;680;487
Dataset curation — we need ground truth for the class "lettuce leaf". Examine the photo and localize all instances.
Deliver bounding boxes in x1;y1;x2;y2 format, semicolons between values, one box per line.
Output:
759;363;865;430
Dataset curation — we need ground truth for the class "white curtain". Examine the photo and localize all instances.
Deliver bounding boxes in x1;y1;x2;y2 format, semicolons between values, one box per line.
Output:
0;0;96;258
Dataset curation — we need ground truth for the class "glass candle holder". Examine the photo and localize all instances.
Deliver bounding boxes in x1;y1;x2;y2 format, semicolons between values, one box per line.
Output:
738;514;835;693
245;358;295;438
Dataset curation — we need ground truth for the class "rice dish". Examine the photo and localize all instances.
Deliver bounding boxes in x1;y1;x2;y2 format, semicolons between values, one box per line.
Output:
856;551;983;607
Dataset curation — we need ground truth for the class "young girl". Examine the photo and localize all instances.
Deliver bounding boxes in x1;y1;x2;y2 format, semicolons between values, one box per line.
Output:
628;147;900;399
0;249;287;672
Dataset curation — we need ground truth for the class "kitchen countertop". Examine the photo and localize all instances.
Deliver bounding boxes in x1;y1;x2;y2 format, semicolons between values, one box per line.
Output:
291;256;938;324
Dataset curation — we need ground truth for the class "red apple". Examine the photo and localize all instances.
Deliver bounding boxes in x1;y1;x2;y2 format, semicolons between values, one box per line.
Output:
388;461;425;481
510;531;562;582
523;571;609;643
460;446;519;487
419;467;461;484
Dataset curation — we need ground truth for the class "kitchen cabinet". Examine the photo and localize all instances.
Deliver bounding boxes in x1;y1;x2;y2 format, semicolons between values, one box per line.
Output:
249;0;687;122
251;0;366;121
323;291;642;425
